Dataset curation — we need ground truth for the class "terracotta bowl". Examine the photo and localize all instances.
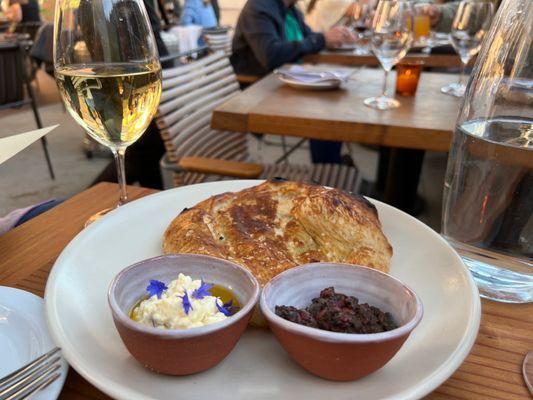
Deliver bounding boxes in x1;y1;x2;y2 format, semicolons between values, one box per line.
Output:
260;262;423;381
108;254;260;375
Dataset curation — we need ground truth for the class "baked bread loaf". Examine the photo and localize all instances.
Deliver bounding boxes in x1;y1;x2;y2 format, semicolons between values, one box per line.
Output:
163;180;392;284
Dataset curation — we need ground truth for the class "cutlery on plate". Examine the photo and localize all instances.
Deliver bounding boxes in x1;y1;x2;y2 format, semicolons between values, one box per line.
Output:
0;347;62;400
524;351;533;395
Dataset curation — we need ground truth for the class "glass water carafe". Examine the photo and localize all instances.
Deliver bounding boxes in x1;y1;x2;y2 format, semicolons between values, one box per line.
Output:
442;0;532;303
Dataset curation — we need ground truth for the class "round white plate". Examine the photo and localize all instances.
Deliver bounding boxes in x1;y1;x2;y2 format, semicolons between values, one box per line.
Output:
45;180;480;400
277;75;342;90
0;287;68;400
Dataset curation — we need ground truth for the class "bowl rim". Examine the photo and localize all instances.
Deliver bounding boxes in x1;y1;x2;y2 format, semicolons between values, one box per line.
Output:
108;253;260;339
260;262;424;343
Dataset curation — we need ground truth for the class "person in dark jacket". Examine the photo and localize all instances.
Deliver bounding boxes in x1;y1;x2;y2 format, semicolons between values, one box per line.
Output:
231;0;353;77
231;0;354;164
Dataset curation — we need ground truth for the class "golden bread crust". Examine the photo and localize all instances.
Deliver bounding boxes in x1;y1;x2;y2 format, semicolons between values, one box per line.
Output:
163;181;393;285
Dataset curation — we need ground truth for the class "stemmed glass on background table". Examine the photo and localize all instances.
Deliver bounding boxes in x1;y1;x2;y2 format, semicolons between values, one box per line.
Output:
350;0;373;56
53;0;162;224
364;0;414;110
441;0;493;97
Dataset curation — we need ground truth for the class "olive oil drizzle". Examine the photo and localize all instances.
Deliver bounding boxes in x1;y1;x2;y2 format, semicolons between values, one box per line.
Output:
129;284;240;322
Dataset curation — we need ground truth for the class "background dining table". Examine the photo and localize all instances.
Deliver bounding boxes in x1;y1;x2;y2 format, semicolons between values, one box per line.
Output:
303;50;474;69
211;67;461;214
0;182;531;399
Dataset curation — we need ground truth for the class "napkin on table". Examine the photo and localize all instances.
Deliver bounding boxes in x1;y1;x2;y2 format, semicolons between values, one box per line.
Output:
274;65;352;84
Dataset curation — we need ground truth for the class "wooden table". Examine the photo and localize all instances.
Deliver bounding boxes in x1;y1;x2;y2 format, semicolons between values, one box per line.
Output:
212;68;460;152
0;182;531;399
303;50;473;69
212;68;461;212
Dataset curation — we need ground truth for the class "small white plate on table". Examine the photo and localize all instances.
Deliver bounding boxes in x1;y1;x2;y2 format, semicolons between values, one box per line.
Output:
277;75;343;90
0;286;68;400
45;180;481;400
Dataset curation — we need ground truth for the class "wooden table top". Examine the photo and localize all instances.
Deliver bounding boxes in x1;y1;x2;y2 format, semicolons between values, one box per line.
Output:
0;182;531;399
212;68;461;152
303;50;473;69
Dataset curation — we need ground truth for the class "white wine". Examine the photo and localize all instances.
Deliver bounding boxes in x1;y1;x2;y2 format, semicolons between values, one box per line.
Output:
56;63;162;148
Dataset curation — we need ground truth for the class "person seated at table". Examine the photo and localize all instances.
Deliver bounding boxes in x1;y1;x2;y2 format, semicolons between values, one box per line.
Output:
180;0;217;28
231;0;354;78
231;0;355;164
2;0;40;23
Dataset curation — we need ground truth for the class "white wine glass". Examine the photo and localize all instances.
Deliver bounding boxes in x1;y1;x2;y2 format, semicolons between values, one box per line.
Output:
53;0;162;223
441;0;493;97
364;0;414;110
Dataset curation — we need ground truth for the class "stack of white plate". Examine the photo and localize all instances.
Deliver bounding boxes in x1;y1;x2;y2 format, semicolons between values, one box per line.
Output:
204;30;232;55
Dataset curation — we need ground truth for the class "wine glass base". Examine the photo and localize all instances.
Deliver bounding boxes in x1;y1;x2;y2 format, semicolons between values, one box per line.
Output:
441;83;466;97
84;207;114;228
353;48;372;56
364;95;400;110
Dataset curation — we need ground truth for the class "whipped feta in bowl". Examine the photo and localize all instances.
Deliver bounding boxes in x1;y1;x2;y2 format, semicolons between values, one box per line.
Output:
131;273;235;330
108;254;259;375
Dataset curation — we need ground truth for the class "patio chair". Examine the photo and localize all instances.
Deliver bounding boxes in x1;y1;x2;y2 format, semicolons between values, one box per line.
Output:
157;51;360;191
0;42;54;179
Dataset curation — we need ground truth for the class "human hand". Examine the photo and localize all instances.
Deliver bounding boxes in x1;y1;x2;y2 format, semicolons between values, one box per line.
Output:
324;26;356;48
418;4;441;26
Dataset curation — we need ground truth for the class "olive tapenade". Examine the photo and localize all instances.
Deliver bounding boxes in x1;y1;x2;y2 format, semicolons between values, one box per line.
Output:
275;287;398;334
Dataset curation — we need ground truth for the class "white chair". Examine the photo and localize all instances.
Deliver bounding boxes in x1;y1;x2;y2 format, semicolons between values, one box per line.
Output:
158;51;360;192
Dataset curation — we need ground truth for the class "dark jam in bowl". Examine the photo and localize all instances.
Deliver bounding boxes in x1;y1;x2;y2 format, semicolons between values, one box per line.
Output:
275;287;398;334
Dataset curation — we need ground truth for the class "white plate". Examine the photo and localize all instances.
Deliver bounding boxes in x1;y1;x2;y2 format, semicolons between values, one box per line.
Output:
45;180;480;400
0;287;68;400
277;75;342;90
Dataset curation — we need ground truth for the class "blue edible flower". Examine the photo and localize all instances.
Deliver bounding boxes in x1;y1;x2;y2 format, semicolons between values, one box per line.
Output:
146;279;167;299
192;280;214;299
216;299;233;316
181;291;193;315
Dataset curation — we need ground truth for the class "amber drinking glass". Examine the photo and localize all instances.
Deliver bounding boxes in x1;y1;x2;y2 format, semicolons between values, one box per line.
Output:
395;60;424;96
413;14;430;41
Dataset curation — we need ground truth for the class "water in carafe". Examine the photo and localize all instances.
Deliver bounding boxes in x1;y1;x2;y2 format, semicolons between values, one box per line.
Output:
441;0;532;302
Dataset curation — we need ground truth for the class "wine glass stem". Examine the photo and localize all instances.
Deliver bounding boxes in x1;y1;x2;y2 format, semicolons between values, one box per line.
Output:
458;59;468;87
382;68;389;97
112;147;128;206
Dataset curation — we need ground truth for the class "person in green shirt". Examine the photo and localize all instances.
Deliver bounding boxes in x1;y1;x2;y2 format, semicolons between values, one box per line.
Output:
231;0;353;77
285;8;304;42
231;0;355;164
